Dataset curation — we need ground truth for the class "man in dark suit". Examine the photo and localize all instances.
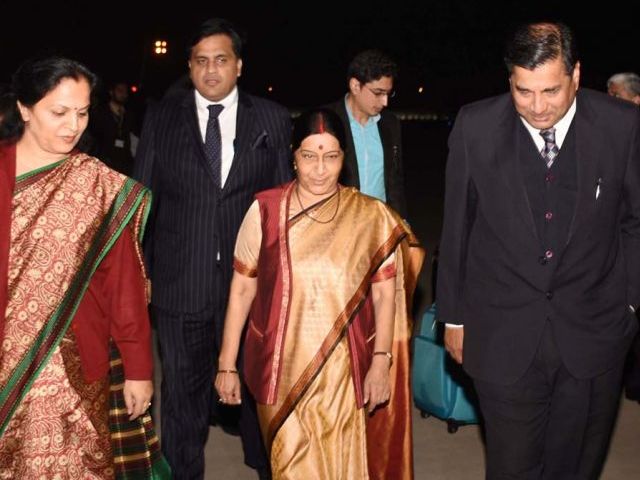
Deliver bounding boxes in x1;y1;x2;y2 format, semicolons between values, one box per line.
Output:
88;81;136;176
133;18;291;480
437;22;640;479
327;49;407;218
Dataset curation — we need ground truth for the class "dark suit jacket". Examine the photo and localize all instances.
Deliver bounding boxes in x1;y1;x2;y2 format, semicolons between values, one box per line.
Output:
327;99;407;218
88;103;136;176
437;88;640;384
133;89;292;321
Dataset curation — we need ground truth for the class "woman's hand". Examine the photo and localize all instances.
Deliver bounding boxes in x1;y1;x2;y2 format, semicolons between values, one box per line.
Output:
214;271;257;406
123;379;153;420
215;370;242;405
363;355;391;413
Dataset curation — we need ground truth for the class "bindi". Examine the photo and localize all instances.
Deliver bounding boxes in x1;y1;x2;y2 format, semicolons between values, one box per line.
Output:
318;144;323;150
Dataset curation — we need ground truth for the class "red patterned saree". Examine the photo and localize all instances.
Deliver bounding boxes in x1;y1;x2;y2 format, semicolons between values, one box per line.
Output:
0;144;170;479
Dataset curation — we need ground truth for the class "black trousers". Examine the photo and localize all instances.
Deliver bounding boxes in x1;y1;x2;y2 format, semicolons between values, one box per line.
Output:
154;267;268;479
623;331;640;401
473;322;625;480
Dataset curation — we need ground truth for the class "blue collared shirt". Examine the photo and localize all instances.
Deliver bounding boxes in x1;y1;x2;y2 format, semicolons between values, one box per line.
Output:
345;96;386;202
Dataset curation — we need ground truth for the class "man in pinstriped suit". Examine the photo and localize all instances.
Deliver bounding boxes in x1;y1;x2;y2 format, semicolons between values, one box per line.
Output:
134;18;291;480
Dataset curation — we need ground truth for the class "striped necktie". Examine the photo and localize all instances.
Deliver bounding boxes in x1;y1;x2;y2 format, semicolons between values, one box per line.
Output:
539;127;559;169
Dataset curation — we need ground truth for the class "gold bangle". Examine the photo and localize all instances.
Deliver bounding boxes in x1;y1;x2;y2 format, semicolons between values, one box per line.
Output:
373;351;393;366
218;369;238;374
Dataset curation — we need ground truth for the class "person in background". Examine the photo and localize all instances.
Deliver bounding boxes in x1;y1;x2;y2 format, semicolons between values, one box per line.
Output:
327;49;407;219
0;56;168;478
607;72;640;105
438;22;640;479
88;80;137;175
607;71;640;404
215;108;423;479
133;17;292;480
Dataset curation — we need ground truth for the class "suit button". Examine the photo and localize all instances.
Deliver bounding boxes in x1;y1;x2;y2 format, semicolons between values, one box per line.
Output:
545;249;554;259
538;256;548;265
546;291;553;299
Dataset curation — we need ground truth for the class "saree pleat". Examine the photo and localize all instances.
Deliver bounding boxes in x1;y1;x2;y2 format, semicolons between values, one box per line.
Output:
366;237;424;480
261;338;367;479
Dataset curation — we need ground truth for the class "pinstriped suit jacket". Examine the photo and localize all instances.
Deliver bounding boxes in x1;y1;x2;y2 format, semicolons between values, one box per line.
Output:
133;89;292;318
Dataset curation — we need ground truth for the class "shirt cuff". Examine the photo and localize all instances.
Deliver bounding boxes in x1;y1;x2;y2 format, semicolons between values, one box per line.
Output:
445;323;464;328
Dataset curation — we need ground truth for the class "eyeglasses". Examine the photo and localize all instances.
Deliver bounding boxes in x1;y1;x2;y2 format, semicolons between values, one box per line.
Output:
363;85;396;99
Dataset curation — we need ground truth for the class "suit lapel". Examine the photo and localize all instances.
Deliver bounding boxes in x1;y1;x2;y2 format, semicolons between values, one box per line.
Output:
181;92;217;182
565;92;601;246
335;100;360;188
225;92;252;192
498;104;539;241
378;114;396;189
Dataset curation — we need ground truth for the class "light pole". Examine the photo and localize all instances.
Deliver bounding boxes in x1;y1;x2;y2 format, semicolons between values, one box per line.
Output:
138;39;169;93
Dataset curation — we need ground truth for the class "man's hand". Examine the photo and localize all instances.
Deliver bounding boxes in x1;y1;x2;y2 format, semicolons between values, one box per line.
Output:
444;326;464;364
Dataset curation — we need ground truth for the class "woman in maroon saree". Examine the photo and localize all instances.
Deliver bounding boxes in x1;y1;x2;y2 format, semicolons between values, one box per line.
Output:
0;57;169;478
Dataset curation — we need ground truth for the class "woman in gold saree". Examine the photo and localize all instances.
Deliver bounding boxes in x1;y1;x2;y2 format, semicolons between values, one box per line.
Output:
215;108;423;479
0;57;169;478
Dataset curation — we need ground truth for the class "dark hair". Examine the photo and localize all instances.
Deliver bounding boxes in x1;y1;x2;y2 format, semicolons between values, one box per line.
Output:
0;84;20;140
108;80;129;90
188;18;245;59
346;49;398;85
292;108;347;152
1;56;97;141
504;22;578;75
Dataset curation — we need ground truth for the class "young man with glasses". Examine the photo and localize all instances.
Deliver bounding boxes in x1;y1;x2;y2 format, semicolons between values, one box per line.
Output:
327;49;407;218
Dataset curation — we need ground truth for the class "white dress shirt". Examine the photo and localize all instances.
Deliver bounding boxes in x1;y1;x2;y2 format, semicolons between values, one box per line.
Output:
194;87;239;187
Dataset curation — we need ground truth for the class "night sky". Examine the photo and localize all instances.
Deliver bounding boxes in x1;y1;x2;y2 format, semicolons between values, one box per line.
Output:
2;1;638;114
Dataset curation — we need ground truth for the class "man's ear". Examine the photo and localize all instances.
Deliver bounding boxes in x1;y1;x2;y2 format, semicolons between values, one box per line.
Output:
348;78;361;95
572;61;581;90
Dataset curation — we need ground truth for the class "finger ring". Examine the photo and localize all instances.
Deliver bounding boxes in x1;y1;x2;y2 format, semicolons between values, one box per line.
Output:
218;398;224;403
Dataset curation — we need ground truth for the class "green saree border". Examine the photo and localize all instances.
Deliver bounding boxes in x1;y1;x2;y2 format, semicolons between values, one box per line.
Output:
14;157;66;193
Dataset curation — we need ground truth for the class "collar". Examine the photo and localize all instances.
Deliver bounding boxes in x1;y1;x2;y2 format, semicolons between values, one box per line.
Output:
520;96;577;148
344;94;381;126
194;86;239;113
